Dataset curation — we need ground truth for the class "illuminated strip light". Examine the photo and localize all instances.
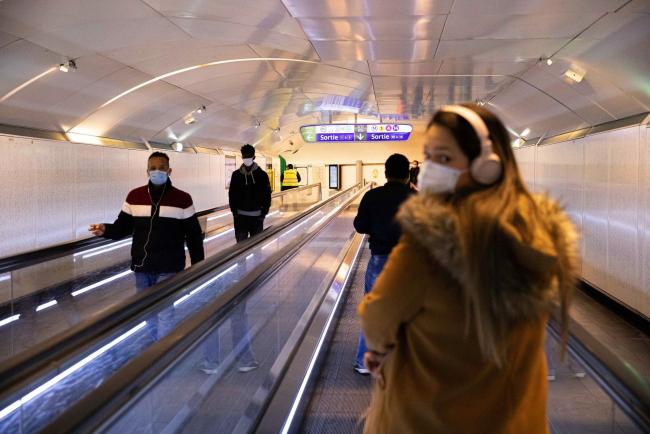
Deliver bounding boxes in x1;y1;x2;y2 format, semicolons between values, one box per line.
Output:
281;238;365;433
81;241;132;259
207;211;232;222
261;240;276;250
0;321;147;421
267;211;279;217
0;275;10;283
98;58;319;110
246;254;254;260
36;300;58;312
205;228;234;242
173;263;239;307
0;67;58;103
0;314;20;328
74;240;131;257
71;270;133;297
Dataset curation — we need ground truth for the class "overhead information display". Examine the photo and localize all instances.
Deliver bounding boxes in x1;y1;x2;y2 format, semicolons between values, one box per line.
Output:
300;124;412;143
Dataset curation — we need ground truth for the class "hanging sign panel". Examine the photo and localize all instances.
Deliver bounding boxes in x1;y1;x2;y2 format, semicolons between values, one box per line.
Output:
301;124;412;143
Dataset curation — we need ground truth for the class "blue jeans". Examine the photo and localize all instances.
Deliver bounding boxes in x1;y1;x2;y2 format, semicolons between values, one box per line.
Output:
355;254;389;367
134;272;176;340
203;301;256;366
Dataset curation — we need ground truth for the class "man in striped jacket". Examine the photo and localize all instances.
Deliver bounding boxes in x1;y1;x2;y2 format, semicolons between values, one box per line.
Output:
90;152;204;291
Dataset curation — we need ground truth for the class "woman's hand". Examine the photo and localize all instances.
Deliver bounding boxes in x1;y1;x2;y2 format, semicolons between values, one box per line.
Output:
364;351;387;378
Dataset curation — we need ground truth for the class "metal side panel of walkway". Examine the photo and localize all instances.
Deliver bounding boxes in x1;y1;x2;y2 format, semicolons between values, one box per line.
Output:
300;244;373;434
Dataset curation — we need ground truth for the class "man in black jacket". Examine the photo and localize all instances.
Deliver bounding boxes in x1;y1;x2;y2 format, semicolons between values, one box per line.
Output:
202;143;268;375
90;151;204;291
352;153;413;374
228;144;272;242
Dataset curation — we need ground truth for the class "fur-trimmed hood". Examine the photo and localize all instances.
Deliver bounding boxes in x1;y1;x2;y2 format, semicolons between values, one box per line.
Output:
397;192;579;321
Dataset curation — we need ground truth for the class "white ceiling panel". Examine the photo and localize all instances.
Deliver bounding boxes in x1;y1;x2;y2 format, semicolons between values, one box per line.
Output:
0;39;63;98
248;44;320;61
442;13;603;40
435;39;570;61
170;17;312;55
313;40;437;61
298;16;446;41
144;0;306;38
518;66;617;125
437;60;533;75
116;45;261;87
450;0;628;15
104;39;239;67
370;61;442;75
489;80;590;137
0;0;190;58
106;89;212;142
282;0;453;18
0;30;19;50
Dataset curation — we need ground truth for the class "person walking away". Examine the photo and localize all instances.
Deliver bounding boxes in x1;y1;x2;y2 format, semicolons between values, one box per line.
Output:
408;160;420;189
90;151;204;338
352;153;413;374
281;163;301;191
358;104;578;433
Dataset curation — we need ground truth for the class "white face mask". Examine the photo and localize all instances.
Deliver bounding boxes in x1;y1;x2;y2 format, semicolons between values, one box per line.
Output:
243;157;254;167
417;160;465;194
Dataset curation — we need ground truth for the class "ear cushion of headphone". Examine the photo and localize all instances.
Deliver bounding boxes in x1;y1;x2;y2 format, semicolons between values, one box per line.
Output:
471;153;502;185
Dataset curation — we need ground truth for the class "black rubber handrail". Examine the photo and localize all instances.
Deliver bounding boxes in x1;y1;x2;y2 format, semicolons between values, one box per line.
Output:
0;183;321;274
41;184;368;433
0;183;355;406
547;315;650;431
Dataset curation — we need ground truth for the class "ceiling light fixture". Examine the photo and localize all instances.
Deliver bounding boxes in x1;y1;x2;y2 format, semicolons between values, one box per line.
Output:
196;105;206;114
184;116;196;125
59;60;76;73
520;128;530;137
172;142;184;152
564;67;585;83
546;58;553;66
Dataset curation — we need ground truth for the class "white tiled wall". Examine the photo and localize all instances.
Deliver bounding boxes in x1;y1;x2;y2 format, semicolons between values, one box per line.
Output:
514;125;649;318
0;135;227;258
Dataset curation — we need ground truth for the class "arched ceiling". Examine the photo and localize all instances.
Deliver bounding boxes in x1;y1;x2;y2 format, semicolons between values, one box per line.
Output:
0;0;648;155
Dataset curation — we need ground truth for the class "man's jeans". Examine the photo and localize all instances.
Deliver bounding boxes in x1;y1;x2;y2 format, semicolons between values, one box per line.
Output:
134;272;176;340
355;254;389;367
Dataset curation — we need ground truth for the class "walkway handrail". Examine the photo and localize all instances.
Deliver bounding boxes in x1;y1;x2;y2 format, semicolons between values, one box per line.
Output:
0;183;350;401
0;183;322;274
547;315;650;431
41;184;368;433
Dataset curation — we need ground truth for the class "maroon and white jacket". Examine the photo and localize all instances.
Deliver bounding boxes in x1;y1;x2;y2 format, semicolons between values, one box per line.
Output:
103;179;204;273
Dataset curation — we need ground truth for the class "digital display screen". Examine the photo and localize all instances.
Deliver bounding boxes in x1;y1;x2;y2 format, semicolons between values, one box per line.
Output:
301;124;412;143
328;165;339;189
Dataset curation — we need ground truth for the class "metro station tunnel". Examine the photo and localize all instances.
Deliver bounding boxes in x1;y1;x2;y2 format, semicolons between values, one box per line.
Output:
0;1;648;433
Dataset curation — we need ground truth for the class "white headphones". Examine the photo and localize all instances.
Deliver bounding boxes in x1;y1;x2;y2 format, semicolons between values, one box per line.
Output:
440;105;502;185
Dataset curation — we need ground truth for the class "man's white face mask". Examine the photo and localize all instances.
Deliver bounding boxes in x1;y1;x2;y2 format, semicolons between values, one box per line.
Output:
243;157;254;167
417;160;466;194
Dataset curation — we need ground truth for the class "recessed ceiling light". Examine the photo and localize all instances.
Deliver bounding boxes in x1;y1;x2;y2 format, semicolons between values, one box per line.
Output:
184;116;196;125
546;58;553;66
564;67;585;83
521;128;530;137
172;142;184;152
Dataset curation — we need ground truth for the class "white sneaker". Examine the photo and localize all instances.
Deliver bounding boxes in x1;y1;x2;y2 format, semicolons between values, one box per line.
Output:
238;361;259;373
354;365;370;375
200;360;220;375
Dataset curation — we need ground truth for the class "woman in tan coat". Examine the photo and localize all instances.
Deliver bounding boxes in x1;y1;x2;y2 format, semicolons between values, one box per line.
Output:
358;104;578;434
